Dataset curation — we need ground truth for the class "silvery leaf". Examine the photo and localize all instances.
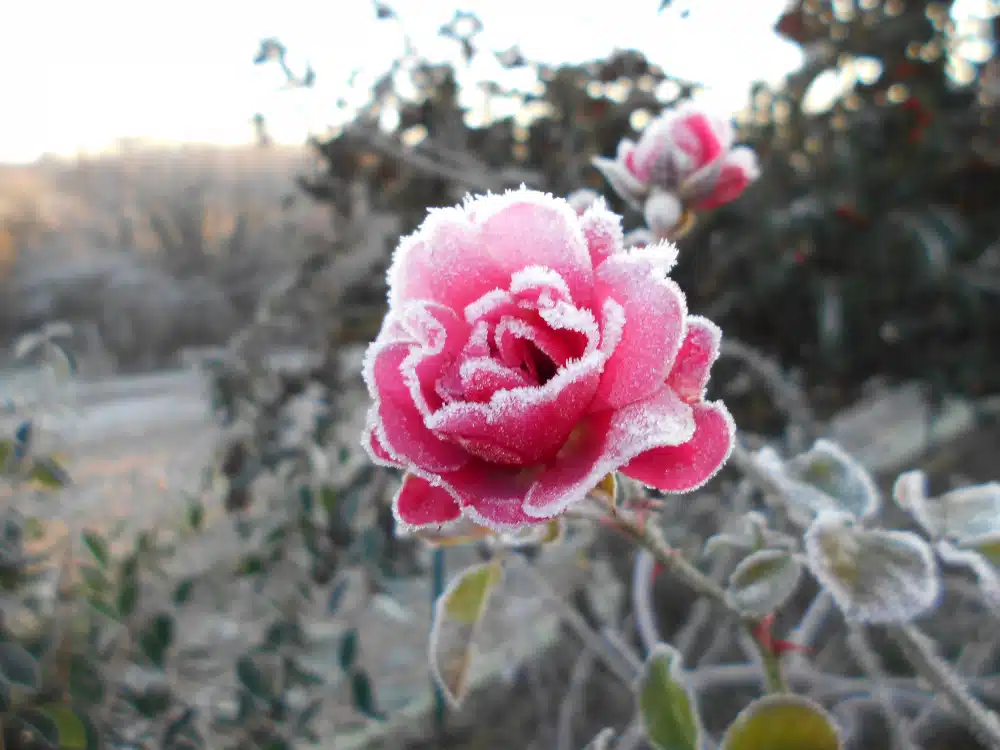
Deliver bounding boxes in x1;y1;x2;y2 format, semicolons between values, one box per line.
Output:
895;471;1000;541
804;511;940;624
727;549;803;617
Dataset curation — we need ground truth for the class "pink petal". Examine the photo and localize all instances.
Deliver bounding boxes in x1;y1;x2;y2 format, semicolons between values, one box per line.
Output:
671;111;727;169
693;147;758;210
591;252;688;411
523;386;695;517
427;350;604;465
459;357;532;402
495;316;576;370
444;462;549;530
476;191;595;307
388;208;511;311
622;401;735;493
363;415;402;468
579;198;625;270
666;316;722;404
393;474;463;528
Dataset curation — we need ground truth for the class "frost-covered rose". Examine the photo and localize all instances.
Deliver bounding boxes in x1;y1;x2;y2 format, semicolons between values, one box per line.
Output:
362;188;734;532
593;102;759;227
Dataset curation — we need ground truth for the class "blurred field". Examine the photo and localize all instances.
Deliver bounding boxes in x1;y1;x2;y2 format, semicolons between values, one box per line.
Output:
0;143;335;372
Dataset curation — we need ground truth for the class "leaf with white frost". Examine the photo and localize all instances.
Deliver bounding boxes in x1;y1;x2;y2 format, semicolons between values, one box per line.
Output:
428;560;504;708
895;472;1000;541
704;511;798;558
727;549;803;617
779;440;880;525
804;511;940;624
938;533;1000;609
636;643;701;750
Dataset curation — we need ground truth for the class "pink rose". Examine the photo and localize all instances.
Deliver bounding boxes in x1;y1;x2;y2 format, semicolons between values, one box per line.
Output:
362;188;734;532
594;102;759;213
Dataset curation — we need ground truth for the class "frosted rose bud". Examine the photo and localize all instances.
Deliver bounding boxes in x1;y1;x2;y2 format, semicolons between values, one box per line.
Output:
362;187;734;532
593;101;759;212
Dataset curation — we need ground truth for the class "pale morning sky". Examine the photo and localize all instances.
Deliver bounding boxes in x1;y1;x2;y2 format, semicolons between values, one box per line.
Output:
0;0;842;163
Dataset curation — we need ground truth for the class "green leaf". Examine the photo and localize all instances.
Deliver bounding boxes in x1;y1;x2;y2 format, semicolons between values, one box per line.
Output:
82;531;109;569
0;642;40;690
173;577;195;605
351;671;384;720
37;704;87;750
637;643;701;750
68;655;105;705
236;655;274;700
429;560;504;708
186;499;204;531
29;455;71;490
116;574;139;619
339;629;359;671
727;549;803;617
139;613;175;669
721;694;842;750
0;439;15;472
319;486;337;515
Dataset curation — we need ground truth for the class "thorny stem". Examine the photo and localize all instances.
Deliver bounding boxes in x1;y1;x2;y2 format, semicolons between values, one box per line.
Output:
609;505;788;694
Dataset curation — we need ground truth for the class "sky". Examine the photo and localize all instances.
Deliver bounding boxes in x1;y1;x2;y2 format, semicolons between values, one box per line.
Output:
0;0;808;164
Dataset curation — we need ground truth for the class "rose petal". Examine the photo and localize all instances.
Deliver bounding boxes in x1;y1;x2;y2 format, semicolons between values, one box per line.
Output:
427;351;604;464
523;387;695;517
476;191;595;307
622;401;735;493
591;251;688;410
444;462;550;530
670;109;729;169
693;146;759;210
591;156;647;210
579;197;625;270
666;316;722;403
393;474;462;528
363;414;402;468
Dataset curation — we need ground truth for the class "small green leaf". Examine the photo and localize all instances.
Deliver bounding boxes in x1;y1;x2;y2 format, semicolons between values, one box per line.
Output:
0;642;40;690
637;643;700;750
429;560;504;708
727;549;803;617
38;704;87;749
721;694;842;750
339;629;359;671
319;486;337;515
139;613;175;669
28;455;71;490
186;499;204;531
236;655;274;700
351;671;383;720
444;562;503;624
82;531;109;568
0;439;15;472
68;655;105;705
116;575;139;619
173;578;195;605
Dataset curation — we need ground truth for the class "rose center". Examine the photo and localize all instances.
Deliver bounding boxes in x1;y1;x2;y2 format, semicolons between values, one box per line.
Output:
521;340;558;386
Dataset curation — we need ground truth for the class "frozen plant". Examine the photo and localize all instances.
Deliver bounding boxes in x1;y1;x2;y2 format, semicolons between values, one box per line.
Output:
359;109;1000;750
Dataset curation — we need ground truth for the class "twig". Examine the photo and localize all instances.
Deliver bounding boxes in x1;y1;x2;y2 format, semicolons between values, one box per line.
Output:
890;623;1000;749
556;647;597;750
846;624;918;750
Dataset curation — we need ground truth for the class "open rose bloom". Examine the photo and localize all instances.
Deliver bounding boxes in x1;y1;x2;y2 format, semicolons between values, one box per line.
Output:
362;188;734;533
593;102;759;236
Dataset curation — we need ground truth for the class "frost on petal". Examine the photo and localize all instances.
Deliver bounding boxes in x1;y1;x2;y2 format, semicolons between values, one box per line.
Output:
592;156;647;209
666;316;722;404
363;413;403;468
364;336;468;472
509;266;574;308
440;461;551;531
427;351;604;465
579;197;626;269
393;474;462;529
592;251;688;410
781;440;881;525
622;401;734;493
566;188;600;215
387;207;510;310
624;228;656;249
804;511;940;624
523;386;695;518
644;190;684;238
474;189;596;306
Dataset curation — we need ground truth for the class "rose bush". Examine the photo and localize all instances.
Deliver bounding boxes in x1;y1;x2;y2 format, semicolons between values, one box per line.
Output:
593;102;760;237
362;187;734;531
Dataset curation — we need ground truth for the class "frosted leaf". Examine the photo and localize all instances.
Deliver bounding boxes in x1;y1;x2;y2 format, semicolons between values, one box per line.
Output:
775;440;880;526
637;643;702;750
804;511;940;624
896;473;1000;542
938;533;1000;609
727;549;803;618
591;156;647;209
703;511;798;558
428;560;504;708
721;694;842;750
